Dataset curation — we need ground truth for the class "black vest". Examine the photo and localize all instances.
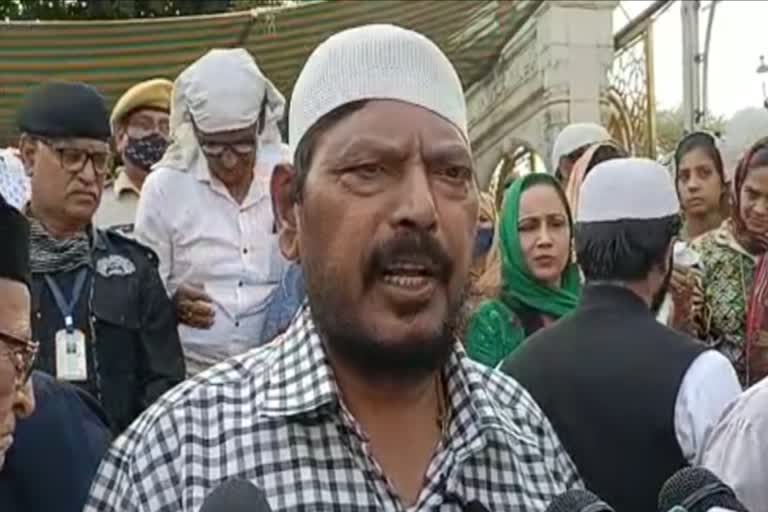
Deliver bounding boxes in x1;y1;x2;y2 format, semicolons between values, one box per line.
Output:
502;285;706;512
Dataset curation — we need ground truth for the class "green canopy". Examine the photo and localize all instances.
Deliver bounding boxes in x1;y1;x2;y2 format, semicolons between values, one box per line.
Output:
0;0;537;145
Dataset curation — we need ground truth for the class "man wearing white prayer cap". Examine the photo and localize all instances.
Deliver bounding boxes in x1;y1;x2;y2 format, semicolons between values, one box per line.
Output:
86;24;581;511
550;122;611;184
133;48;291;375
503;158;741;512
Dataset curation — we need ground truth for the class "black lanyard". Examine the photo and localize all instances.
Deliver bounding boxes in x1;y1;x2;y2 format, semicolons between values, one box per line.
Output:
44;268;89;333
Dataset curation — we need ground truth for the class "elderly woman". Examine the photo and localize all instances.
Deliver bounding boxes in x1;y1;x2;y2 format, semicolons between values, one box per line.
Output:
466;174;581;367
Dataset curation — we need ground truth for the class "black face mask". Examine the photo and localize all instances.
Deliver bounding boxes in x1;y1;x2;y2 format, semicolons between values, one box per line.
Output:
123;133;168;172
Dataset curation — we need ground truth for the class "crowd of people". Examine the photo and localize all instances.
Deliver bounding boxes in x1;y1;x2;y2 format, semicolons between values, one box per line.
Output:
1;21;768;512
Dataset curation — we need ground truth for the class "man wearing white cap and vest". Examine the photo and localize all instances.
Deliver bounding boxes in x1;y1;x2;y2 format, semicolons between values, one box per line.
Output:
133;49;291;374
502;158;741;512
550;122;610;185
86;25;581;511
94;78;172;231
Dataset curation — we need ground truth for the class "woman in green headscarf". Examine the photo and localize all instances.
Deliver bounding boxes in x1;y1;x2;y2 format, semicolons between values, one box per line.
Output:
465;173;581;367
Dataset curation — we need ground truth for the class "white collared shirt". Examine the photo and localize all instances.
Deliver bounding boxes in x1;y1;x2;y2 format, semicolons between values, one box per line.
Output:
674;350;742;465
134;144;289;359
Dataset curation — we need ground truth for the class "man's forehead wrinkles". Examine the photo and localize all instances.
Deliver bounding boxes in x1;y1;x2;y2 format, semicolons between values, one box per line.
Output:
331;136;407;160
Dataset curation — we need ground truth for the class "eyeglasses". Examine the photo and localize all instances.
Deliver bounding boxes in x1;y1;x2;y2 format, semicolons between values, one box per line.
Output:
38;138;112;177
0;329;38;390
199;141;258;158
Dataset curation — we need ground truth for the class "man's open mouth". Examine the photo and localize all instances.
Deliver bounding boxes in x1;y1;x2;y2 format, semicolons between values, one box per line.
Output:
380;260;438;289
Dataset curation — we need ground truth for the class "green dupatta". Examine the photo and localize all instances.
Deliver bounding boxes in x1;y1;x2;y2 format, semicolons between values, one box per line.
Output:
466;173;581;367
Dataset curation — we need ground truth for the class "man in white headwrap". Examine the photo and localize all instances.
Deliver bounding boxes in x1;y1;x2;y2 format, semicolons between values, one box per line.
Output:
134;49;290;375
86;24;581;511
550;122;611;185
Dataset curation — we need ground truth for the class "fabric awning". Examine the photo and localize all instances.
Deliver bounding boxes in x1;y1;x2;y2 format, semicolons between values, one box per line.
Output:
0;0;536;145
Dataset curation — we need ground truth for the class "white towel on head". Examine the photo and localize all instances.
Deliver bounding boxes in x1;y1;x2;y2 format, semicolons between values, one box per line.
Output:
288;24;467;155
156;48;286;174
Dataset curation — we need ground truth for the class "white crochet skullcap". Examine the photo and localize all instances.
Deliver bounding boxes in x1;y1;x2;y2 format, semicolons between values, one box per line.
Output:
289;24;467;154
577;157;679;222
551;122;611;173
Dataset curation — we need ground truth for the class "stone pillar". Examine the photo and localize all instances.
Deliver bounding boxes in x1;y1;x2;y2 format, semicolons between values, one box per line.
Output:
467;0;617;187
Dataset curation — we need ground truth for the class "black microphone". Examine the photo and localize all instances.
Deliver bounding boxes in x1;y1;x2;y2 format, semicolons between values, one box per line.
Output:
199;479;272;512
462;500;490;512
658;467;749;512
545;489;615;512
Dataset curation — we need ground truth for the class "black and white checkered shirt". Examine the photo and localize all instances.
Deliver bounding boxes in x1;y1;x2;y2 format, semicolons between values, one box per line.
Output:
85;305;582;511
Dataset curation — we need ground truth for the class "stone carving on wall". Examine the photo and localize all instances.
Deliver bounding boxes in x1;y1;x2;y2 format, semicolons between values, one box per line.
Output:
467;25;540;128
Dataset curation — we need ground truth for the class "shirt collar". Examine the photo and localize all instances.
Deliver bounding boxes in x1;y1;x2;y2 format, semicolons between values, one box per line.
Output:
113;169;141;197
193;151;270;207
259;303;511;452
260;303;338;416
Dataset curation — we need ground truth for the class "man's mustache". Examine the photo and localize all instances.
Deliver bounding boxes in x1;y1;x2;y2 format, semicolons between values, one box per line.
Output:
365;230;453;286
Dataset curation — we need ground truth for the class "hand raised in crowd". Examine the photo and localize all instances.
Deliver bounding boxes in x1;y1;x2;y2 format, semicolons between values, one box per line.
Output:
174;282;215;329
668;265;696;332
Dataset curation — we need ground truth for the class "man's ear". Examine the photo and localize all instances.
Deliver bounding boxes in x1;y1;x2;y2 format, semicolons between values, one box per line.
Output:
18;134;38;176
271;163;300;262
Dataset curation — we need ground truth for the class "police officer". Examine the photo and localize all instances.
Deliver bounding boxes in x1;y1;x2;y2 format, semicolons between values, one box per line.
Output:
16;81;185;433
94;78;172;231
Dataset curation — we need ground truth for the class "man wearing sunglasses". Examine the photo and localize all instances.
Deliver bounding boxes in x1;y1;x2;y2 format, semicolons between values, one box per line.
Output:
134;49;291;374
0;193;111;512
15;82;185;433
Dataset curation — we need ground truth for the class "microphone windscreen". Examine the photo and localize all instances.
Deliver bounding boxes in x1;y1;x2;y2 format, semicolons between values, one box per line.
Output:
463;500;490;512
545;489;615;512
199;479;272;512
657;467;748;512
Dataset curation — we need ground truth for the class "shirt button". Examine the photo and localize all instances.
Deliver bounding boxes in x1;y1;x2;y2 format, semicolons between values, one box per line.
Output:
238;281;244;287
235;321;240;327
243;248;248;254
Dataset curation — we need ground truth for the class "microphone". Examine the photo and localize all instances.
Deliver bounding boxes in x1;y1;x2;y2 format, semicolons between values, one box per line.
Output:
545;489;615;512
658;467;749;512
199;479;272;512
463;500;490;512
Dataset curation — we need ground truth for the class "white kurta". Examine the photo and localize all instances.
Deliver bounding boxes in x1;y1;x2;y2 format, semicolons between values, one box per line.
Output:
702;376;768;511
